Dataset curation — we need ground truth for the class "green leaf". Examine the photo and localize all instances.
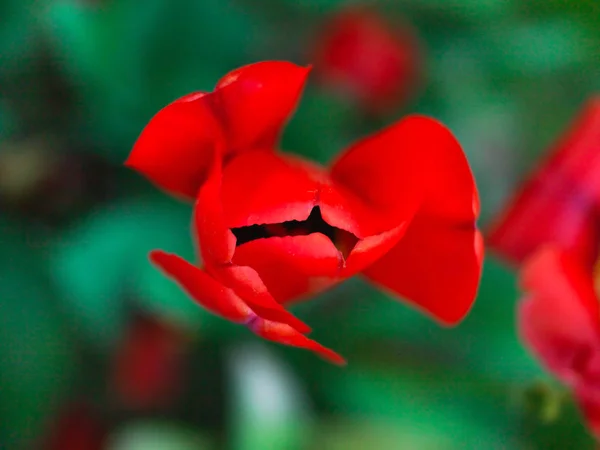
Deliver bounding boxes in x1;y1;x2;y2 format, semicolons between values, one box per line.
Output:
0;222;75;449
484;18;595;75
227;342;314;450
0;0;44;75
397;0;514;22
316;364;523;449
50;196;211;347
268;0;352;13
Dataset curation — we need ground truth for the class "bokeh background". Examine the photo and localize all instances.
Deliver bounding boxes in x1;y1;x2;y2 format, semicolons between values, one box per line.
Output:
1;0;599;449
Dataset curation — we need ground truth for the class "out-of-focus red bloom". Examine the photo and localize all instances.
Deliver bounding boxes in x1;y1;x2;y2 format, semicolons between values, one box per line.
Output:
111;314;188;410
518;246;600;437
42;402;106;450
311;8;420;112
488;97;600;268
125;61;482;364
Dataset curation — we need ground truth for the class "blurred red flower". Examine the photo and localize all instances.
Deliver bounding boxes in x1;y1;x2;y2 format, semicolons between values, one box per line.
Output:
311;8;420;113
111;314;188;410
125;61;482;364
488;97;600;268
42;402;106;450
519;246;600;437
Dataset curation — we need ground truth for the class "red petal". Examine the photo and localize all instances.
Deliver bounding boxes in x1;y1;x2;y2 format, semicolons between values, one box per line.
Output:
332;115;481;324
209;264;312;333
319;180;403;237
220;151;317;228
341;223;408;278
488;97;600;266
487;186;599;268
363;215;483;325
194;149;236;266
232;234;343;303
518;247;600;384
213;61;310;151
545;98;600;203
331;114;478;224
248;317;346;365
125;92;224;200
149;250;252;323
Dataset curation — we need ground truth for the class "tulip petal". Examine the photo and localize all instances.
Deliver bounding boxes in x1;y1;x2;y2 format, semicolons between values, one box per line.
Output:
149;250;251;323
341;223;408;278
248;317;346;365
331;114;479;225
488;98;600;266
232;234;343;303
126;62;310;200
518;247;600;384
331;115;481;324
363;215;483;325
210;265;312;333
544;98;600;204
126;92;224;200
194;147;237;266
220;151;318;228
487;186;599;268
213;61;311;151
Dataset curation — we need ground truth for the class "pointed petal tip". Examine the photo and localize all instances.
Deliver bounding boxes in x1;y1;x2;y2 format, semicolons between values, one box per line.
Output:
283;315;312;335
249;318;346;365
210;264;313;334
148;250;254;323
320;348;348;366
148;249;168;264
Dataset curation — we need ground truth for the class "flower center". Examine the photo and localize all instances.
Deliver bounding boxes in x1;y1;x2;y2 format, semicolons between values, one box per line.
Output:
231;206;359;258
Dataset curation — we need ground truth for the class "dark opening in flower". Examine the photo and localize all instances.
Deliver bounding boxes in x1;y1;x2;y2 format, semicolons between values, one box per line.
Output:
231;206;359;258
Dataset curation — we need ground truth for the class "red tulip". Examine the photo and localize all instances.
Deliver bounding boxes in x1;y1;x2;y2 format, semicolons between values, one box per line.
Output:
311;8;420;113
125;61;482;364
488;97;600;268
111;314;187;410
519;246;600;437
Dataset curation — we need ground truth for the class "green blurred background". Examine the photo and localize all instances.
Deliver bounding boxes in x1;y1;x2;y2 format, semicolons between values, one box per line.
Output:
1;0;599;449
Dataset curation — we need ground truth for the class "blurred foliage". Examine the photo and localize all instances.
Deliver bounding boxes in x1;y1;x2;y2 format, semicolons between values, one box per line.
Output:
107;421;215;450
1;0;599;449
0;218;76;449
